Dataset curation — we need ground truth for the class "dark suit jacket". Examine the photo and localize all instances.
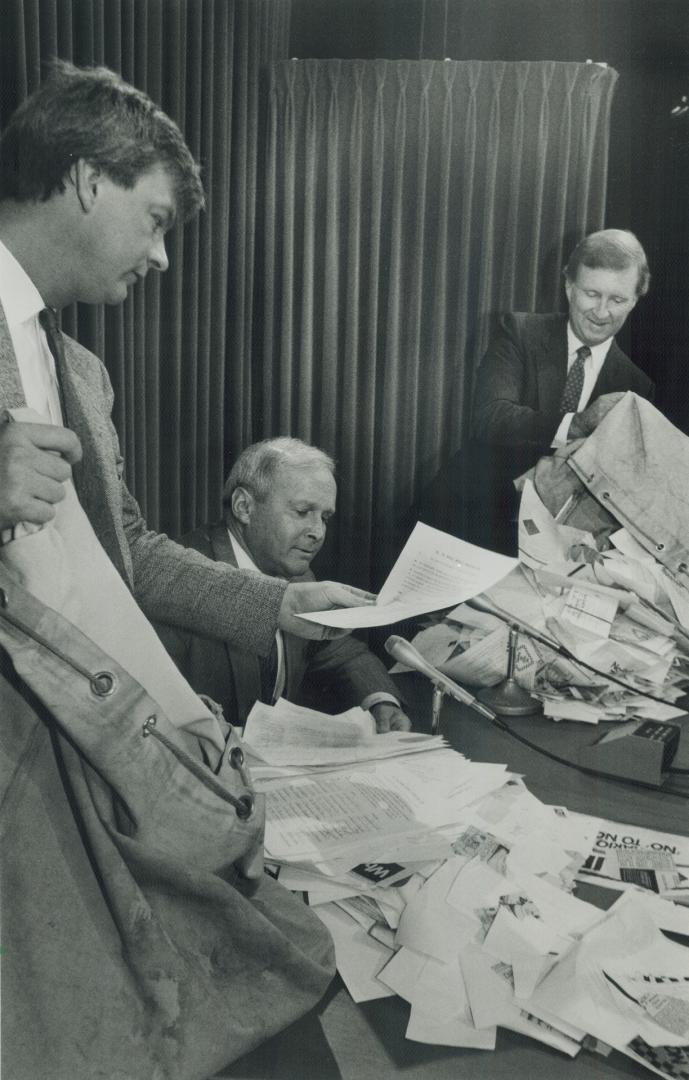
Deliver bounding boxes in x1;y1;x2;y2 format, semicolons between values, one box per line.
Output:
155;523;402;725
419;312;655;555
472;311;655;472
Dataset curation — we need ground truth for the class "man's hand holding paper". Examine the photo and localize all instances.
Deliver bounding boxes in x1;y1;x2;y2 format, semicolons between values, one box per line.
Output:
298;522;518;628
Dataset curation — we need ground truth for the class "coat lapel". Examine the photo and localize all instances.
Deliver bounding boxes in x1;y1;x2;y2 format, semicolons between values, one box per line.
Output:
58;336;130;582
590;339;623;397
536;314;569;417
208;525;264;719
0;302;28;410
0;299;131;583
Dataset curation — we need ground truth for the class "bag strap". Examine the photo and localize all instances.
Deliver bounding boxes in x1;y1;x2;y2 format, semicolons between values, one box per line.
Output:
0;584;256;821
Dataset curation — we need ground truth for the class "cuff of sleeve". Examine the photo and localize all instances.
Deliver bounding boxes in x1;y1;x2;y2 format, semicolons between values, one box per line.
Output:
361;692;401;711
551;412;573;448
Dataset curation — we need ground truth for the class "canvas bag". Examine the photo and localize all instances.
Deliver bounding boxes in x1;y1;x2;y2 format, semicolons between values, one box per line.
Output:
0;416;335;1079
519;393;689;573
0;567;335;1080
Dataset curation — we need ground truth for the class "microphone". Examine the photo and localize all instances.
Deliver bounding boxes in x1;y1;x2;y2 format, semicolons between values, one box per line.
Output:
385;635;495;721
467;595;565;654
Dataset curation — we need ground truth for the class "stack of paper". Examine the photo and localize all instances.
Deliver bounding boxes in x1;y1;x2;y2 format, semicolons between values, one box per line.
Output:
251;702;689;1075
526;892;689;1077
401;558;689;724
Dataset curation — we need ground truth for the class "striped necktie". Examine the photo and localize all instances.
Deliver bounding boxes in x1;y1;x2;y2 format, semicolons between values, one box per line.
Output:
38;307;68;423
559;344;591;414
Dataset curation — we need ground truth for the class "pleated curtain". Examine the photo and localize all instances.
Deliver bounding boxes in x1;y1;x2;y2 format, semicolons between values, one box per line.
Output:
0;0;290;534
256;59;618;587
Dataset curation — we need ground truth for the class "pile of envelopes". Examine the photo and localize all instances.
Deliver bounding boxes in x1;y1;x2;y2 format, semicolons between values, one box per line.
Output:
403;535;689;725
243;700;689;1077
403;395;689;725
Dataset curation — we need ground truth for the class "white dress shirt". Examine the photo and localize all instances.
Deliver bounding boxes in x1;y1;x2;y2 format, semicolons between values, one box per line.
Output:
551;324;613;447
227;528;399;714
0;239;64;424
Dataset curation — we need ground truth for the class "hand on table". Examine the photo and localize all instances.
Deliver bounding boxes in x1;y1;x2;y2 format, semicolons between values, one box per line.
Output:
369;702;412;733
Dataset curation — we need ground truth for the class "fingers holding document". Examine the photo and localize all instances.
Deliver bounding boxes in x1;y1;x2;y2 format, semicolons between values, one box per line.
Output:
0;413;82;531
279;580;377;640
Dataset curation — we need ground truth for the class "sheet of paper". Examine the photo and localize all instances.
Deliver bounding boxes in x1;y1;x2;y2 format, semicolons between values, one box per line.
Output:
297;522;517;628
395;621;510;689
561;586;619;638
571;812;689;892
377;945;427;1001
518;478;597;571
244;698;441;766
263;771;427;861
459;944;581;1055
404;954;497;1048
396;857;483;960
312;902;395;1002
528;894;689;1054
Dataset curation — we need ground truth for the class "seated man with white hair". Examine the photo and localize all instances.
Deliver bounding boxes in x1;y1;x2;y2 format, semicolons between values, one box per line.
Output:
157;437;411;733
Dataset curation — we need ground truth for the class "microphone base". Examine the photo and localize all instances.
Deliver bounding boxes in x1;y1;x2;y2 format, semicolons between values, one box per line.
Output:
477;678;541;717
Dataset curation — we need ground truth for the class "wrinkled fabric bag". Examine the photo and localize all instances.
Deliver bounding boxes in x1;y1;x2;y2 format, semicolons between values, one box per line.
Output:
519;393;689;578
0;415;335;1080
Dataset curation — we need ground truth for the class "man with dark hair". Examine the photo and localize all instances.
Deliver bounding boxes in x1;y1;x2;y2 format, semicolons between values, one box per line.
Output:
157;437;412;732
0;60;371;661
0;62;373;1080
466;228;655;551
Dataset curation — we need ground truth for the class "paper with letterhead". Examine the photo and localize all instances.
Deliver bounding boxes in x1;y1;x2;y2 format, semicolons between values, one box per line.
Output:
297;522;517;628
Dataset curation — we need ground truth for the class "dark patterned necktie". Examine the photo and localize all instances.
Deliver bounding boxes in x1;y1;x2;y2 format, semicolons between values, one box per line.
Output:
38;307;68;423
559;344;591;414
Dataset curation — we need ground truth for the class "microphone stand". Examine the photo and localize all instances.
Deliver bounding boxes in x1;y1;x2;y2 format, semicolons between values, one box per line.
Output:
476;623;541;716
431;684;445;735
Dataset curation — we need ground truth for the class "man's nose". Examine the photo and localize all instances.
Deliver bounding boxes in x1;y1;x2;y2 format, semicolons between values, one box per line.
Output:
149;235;169;272
593;295;611;319
306;516;326;541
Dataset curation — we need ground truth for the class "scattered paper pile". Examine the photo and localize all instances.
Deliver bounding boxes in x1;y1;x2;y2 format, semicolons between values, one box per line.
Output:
244;701;689;1077
400;540;689;724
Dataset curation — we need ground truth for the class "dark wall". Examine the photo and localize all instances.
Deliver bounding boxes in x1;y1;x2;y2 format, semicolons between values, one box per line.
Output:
290;0;689;429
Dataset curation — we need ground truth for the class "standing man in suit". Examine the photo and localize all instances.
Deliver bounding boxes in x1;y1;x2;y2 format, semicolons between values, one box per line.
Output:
156;438;412;733
0;61;373;652
468;228;654;551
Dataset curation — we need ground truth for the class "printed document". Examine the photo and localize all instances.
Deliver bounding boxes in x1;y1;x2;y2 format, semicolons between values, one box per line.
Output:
297;522;517;628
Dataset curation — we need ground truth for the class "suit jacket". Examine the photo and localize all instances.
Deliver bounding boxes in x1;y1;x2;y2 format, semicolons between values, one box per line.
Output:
472;312;655;474
155;523;403;725
417;312;656;555
0;302;284;654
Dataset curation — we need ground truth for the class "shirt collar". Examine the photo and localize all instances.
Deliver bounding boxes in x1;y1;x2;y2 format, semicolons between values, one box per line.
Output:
227;526;261;572
0;238;45;329
567;321;613;366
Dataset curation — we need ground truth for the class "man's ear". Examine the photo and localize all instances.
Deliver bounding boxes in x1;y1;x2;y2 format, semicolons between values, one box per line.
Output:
231;486;255;525
69;159;102;213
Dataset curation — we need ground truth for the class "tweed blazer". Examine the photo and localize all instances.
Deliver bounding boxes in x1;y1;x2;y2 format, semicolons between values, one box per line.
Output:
0;302;285;654
155;522;403;725
472;312;655;466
